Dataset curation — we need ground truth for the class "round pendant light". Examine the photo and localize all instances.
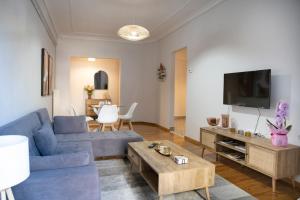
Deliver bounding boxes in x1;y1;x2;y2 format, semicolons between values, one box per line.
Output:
118;25;150;41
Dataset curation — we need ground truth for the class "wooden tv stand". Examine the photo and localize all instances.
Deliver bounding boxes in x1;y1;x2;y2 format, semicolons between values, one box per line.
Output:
200;127;300;192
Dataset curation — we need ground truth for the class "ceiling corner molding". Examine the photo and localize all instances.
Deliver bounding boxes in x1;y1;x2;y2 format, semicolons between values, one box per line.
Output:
59;33;157;45
30;0;58;45
156;0;225;41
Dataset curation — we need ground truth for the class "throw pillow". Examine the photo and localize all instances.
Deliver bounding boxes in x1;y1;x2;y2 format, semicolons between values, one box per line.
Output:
34;123;58;156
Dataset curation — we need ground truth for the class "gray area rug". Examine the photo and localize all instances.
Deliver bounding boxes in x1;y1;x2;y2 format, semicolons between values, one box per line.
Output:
96;159;256;200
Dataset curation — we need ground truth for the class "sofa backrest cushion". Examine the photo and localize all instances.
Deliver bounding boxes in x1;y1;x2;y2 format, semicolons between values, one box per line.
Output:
36;108;51;125
53;116;87;134
0;112;41;156
34;123;58;156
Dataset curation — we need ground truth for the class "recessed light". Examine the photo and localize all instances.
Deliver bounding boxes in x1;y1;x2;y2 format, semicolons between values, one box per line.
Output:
88;58;96;62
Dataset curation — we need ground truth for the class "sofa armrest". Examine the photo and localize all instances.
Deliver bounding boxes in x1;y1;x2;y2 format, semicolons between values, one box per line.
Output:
30;152;90;171
53;116;87;134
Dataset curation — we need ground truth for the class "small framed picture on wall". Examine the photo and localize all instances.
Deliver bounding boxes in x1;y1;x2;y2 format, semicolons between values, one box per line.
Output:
41;48;49;96
41;48;54;96
48;54;53;94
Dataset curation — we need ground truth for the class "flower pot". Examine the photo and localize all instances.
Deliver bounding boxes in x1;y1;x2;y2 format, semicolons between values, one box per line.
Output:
271;129;288;147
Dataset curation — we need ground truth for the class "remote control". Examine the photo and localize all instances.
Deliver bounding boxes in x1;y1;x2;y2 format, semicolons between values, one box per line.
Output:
148;143;157;148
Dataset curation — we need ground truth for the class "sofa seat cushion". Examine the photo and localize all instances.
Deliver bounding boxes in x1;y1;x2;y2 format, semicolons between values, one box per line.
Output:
55;132;93;142
55;131;143;142
30;152;90;171
34;123;57;156
56;131;144;157
13;163;100;200
56;141;94;161
0;112;41;156
91;131;144;157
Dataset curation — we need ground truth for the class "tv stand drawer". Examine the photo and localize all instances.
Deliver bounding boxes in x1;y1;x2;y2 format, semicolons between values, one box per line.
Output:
248;145;276;176
201;131;216;150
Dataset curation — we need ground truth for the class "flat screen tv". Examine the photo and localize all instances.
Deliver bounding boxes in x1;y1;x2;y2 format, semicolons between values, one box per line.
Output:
223;69;271;109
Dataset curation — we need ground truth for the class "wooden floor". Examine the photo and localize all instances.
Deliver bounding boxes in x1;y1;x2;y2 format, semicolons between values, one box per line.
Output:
129;124;300;200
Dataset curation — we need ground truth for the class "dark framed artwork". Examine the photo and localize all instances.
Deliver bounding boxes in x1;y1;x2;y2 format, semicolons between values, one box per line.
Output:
41;48;54;96
94;70;108;89
41;48;49;96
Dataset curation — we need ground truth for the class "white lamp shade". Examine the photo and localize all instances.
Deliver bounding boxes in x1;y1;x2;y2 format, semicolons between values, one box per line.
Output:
118;25;150;41
0;135;30;190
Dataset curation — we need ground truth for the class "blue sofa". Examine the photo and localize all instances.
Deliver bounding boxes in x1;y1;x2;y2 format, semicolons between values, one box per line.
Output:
0;108;143;200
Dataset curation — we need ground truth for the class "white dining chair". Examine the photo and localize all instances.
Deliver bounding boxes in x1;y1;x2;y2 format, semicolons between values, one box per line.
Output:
118;102;138;130
92;101;105;116
96;105;119;131
70;105;94;122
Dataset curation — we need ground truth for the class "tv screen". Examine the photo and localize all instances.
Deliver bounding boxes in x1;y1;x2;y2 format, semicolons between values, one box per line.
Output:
223;69;271;109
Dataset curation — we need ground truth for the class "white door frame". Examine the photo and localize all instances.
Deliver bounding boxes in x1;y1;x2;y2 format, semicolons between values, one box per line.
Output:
169;47;188;134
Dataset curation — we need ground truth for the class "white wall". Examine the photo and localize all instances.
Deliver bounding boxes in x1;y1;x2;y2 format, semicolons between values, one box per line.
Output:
0;0;55;126
159;0;300;147
56;38;159;123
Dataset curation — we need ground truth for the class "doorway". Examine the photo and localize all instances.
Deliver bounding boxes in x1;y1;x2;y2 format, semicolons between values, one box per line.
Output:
69;57;120;115
173;48;187;136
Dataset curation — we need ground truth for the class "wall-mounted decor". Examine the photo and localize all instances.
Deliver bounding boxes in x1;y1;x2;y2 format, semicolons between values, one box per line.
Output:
94;70;108;89
41;48;49;96
157;63;166;80
41;48;54;96
48;55;54;94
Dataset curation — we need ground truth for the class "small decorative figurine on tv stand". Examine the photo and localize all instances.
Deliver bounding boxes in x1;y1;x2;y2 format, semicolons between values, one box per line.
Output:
206;117;220;127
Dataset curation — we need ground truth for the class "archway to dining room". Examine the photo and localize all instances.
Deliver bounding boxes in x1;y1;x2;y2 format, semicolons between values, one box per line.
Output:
69;57;120;119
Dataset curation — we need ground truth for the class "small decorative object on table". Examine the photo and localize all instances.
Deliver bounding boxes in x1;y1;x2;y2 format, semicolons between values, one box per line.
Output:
244;131;252;137
237;130;244;135
229;128;236;133
206;117;220;126
155;144;172;156
221;114;229;128
84;85;94;99
266;101;292;147
171;155;189;165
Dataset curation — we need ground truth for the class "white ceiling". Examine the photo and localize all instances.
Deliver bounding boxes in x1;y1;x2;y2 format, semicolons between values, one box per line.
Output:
41;0;223;42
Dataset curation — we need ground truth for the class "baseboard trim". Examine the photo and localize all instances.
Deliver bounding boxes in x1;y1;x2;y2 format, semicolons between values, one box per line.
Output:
132;121;170;132
184;136;201;146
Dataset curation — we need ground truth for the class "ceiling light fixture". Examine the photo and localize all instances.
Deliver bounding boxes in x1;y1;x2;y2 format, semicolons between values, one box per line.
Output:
88;58;96;62
118;25;150;41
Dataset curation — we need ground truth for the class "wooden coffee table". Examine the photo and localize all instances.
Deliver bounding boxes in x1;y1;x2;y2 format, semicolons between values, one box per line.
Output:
128;140;215;200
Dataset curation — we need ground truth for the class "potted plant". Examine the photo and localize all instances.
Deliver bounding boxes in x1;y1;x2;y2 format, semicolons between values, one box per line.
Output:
266;101;292;147
84;85;94;99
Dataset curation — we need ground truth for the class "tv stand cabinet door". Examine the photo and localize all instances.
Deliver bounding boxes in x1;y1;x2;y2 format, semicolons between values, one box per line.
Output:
248;144;276;176
201;131;216;151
